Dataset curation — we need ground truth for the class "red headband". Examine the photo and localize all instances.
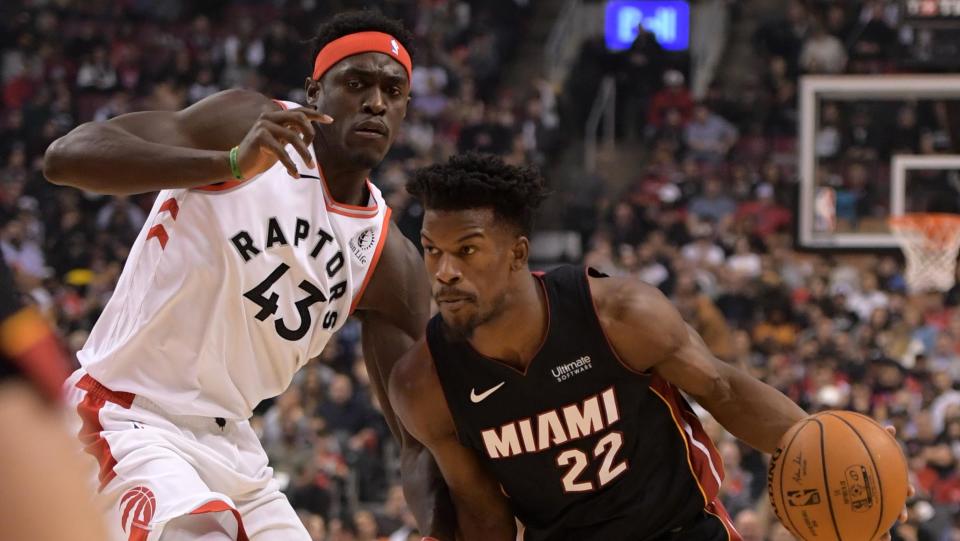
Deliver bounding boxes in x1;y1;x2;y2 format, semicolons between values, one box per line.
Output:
312;31;412;82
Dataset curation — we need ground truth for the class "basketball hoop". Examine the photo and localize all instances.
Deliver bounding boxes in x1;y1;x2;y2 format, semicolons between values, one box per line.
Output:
888;213;960;293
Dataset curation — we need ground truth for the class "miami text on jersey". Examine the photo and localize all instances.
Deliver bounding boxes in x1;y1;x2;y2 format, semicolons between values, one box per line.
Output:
480;386;621;459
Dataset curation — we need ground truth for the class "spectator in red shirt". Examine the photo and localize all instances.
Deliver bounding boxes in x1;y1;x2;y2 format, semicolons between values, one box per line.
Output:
736;183;792;238
916;443;960;505
647;69;694;130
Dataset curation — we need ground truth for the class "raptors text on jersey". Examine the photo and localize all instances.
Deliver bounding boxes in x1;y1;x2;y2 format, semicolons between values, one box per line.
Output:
78;100;391;419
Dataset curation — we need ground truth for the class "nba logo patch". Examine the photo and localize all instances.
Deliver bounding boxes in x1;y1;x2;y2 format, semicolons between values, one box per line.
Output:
390;39;399;56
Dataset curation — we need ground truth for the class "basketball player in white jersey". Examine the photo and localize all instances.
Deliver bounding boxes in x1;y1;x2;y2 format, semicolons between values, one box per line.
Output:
44;11;451;541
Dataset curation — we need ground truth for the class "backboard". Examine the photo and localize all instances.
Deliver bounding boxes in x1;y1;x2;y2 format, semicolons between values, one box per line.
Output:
798;75;960;249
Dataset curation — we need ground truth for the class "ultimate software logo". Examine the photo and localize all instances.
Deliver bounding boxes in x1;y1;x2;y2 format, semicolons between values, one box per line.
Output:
551;355;593;382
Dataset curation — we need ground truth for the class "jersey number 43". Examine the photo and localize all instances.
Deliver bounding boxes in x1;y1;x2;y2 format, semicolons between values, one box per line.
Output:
243;263;343;341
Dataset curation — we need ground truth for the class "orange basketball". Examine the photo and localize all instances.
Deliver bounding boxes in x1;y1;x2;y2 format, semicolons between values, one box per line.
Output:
767;411;909;541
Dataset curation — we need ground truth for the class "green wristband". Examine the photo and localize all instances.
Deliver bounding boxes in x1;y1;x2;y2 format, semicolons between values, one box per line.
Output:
229;146;244;180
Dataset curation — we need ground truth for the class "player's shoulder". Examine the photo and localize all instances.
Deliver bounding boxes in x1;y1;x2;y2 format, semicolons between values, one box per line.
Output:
355;222;428;315
379;221;424;272
588;271;673;321
588;272;687;356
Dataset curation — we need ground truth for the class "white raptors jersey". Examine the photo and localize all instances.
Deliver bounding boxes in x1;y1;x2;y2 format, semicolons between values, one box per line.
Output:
78;100;392;419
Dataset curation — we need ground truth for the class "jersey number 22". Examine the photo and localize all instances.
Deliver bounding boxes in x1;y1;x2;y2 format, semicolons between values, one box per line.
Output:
556;432;628;493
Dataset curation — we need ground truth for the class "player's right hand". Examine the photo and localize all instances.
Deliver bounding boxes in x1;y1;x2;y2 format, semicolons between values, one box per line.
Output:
234;107;333;179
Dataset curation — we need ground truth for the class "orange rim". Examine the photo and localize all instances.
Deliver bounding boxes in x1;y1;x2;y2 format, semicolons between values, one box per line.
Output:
888;213;960;249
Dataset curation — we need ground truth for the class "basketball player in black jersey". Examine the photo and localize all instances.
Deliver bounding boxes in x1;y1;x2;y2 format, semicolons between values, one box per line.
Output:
389;153;909;541
0;252;108;539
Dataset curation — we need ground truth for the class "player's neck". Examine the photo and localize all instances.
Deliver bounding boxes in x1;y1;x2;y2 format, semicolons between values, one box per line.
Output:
469;273;546;372
316;154;372;207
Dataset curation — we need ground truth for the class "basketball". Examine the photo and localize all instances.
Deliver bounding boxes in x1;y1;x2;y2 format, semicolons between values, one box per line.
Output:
768;411;909;541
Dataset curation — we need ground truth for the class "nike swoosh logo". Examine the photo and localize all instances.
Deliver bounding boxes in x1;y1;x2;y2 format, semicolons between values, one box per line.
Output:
470;381;506;403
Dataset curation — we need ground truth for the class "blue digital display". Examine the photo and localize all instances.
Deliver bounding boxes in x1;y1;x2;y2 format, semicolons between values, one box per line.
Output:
604;1;690;52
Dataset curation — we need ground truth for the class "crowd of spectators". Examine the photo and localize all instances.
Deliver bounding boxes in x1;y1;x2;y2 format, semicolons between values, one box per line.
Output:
557;1;960;539
750;0;960;230
0;0;555;539
566;0;960;233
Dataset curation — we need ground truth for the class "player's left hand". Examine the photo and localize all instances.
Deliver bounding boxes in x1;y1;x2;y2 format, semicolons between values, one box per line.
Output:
875;426;916;541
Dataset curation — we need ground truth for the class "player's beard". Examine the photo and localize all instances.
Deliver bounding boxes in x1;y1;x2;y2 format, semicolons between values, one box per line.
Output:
440;291;508;342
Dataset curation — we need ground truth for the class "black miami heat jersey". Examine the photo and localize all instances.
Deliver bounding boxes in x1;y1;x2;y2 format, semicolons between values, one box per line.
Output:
427;266;729;541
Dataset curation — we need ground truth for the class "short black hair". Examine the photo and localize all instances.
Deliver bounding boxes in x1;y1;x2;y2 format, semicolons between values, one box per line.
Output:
310;10;416;68
407;153;548;236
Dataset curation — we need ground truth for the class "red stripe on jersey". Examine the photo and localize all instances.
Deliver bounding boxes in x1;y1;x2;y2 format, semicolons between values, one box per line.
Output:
76;393;118;491
272;99;288;110
317;166;379;217
146;224;169;249
327;206;380;219
158;198;179;220
350;207;392;314
75;375;135;491
76;374;136;408
705;498;743;541
189;500;249;541
682;404;725;483
326;205;380;218
649;374;724;505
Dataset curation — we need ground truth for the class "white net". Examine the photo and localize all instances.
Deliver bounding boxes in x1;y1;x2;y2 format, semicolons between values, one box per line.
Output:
889;214;960;293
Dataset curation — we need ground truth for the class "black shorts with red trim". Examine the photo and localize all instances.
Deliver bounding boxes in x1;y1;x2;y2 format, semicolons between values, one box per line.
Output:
655;509;735;541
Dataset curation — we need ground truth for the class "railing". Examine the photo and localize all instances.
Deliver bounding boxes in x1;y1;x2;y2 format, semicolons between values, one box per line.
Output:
584;75;616;174
544;0;582;83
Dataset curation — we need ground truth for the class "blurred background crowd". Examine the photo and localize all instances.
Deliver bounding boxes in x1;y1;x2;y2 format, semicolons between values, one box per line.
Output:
4;0;960;539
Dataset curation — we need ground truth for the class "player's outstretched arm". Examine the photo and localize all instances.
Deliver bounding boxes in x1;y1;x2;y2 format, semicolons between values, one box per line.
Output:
390;340;518;541
43;89;332;195
591;275;807;454
354;224;458;539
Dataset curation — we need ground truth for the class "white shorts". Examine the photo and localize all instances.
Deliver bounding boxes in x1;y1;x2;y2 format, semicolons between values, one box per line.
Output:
64;370;309;541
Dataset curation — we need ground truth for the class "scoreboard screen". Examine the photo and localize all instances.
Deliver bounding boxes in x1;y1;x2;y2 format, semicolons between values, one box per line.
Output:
604;1;690;52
